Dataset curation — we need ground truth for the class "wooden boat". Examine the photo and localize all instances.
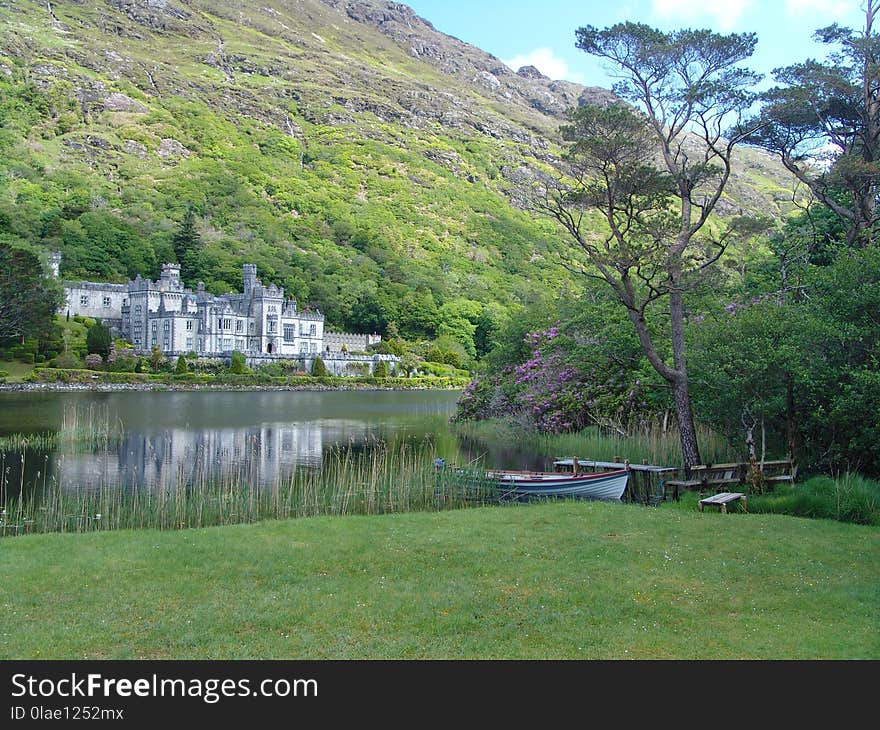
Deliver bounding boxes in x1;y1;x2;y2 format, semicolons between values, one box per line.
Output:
486;468;629;502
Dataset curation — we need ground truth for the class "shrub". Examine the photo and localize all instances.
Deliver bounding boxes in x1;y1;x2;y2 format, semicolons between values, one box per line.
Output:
53;352;82;369
175;356;189;374
311;356;328;376
149;346;167;372
86;320;112;358
84;353;104;369
229;350;250;374
373;359;390;377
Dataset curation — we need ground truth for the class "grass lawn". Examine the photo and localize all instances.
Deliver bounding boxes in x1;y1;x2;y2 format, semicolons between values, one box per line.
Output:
0;359;36;382
1;501;877;659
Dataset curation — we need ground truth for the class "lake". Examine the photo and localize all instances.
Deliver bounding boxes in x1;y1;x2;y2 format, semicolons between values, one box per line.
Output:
0;390;546;500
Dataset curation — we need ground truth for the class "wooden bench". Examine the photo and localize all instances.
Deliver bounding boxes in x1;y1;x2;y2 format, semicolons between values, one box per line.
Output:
664;463;745;500
757;460;798;484
664;460;798;500
699;492;747;513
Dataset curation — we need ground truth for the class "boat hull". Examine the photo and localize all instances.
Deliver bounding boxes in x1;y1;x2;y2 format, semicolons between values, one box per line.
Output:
489;469;629;502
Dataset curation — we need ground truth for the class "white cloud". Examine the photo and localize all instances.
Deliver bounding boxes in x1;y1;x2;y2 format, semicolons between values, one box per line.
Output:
784;0;856;16
651;0;754;31
501;48;585;84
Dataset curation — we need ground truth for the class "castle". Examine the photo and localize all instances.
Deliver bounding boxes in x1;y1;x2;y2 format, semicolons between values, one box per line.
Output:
59;258;392;373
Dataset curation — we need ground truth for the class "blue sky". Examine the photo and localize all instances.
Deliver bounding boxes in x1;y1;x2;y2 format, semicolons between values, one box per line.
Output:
403;0;865;87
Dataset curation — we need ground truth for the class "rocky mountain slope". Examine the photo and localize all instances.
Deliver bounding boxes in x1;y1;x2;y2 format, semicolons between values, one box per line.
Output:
0;0;795;348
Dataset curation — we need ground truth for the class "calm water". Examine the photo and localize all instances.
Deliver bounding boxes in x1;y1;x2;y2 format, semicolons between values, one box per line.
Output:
0;390;545;498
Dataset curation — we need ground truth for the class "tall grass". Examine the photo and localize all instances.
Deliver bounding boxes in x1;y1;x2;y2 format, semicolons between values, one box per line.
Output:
747;473;880;526
0;439;494;537
453;419;738;467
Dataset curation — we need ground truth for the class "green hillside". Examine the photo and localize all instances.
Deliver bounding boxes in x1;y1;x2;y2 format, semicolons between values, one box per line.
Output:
0;0;795;350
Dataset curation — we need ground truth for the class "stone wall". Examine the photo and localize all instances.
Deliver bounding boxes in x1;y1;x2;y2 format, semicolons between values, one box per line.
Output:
62;282;128;330
324;331;381;353
244;352;399;376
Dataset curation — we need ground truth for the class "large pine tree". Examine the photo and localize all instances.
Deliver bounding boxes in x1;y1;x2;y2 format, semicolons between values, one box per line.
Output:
171;206;204;286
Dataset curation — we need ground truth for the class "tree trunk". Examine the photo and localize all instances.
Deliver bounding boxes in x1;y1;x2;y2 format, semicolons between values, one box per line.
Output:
669;267;702;469
673;376;701;469
785;372;798;464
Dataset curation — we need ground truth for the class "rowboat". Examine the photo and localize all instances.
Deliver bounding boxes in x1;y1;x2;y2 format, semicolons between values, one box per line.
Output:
487;468;630;502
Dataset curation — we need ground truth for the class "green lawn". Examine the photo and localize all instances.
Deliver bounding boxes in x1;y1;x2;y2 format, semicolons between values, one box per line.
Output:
1;502;877;659
0;359;36;382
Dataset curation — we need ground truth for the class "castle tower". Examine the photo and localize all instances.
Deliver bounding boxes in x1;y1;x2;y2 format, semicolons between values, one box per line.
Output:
159;263;182;290
243;264;257;296
50;251;62;278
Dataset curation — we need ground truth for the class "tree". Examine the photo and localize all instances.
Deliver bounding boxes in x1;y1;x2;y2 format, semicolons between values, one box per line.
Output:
149;345;166;372
229;350;250;374
311;356;328;376
744;1;880;247
86;319;112;359
0;243;62;343
372;359;389;378
175;356;188;374
537;23;760;467
690;246;880;476
171;206;204;286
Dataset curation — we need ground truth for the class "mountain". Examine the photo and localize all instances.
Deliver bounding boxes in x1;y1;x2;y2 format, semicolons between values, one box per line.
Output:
0;0;796;352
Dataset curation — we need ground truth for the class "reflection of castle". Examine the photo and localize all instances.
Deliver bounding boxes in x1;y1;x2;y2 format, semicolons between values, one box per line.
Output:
55;423;326;492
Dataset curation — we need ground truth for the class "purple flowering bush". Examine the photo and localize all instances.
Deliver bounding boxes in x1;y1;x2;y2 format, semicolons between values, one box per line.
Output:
454;321;655;433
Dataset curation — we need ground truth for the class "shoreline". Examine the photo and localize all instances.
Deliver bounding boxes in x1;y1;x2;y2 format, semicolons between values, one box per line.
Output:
0;382;463;393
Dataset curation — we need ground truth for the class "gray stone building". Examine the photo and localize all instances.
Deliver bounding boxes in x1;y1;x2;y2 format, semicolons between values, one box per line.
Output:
58;258;397;373
62;262;325;359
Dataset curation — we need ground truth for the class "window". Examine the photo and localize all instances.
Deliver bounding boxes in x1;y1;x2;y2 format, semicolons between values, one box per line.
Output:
235;320;243;332
224;318;232;330
80;295;89;307
224;338;233;351
198;338;204;352
186;338;193;350
135;305;142;316
103;296;111;308
300;342;308;353
310;342;317;353
186;320;193;331
283;324;295;342
163;321;170;331
249;322;255;333
310;324;316;336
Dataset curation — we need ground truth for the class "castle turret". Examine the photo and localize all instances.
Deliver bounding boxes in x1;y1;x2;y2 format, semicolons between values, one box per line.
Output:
159;263;182;290
50;251;62;278
243;264;257;295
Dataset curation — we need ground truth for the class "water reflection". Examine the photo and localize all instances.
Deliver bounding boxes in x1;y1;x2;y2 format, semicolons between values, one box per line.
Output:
0;391;463;497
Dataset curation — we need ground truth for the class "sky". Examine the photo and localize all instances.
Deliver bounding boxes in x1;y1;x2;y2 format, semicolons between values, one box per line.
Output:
402;0;866;88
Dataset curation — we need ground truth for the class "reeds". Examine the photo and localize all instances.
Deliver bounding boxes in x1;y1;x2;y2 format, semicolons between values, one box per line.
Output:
452;419;737;468
0;437;492;537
